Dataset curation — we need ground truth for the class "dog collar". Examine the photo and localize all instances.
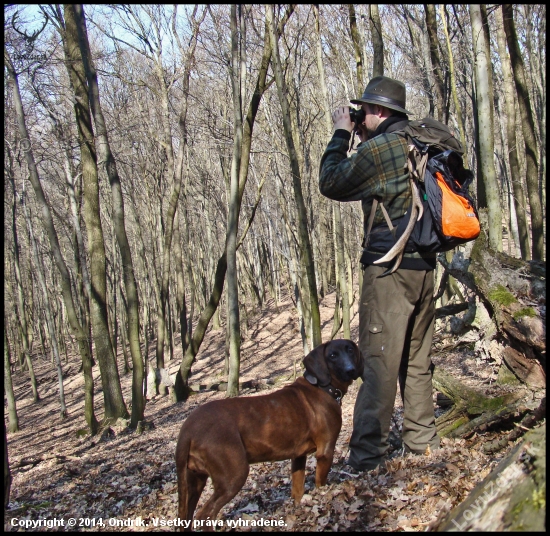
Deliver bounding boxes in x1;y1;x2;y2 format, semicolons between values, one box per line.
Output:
320;384;343;405
304;373;343;404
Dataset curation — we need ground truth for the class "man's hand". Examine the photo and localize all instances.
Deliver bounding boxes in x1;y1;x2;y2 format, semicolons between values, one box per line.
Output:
332;107;353;133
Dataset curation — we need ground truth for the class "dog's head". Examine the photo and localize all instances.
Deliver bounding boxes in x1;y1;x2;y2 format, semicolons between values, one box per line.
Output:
303;339;363;388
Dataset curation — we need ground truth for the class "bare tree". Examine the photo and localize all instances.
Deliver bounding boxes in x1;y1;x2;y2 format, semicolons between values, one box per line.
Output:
348;4;366;86
424;4;446;122
7;170;38;402
470;4;502;251
502;4;544;260
521;5;545;212
21;188;67;417
495;6;531;260
368;4;384;78
314;5;350;339
69;4;145;426
62;4;129;421
226;4;245;397
174;6;295;401
4;328;19;433
155;6;206;381
439;5;468;165
267;4;321;351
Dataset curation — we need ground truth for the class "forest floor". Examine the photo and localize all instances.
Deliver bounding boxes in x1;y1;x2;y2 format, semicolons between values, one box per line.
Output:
4;289;543;532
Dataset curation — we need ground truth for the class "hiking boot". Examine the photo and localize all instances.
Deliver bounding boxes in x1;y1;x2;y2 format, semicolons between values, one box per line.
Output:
340;458;384;476
396;443;440;458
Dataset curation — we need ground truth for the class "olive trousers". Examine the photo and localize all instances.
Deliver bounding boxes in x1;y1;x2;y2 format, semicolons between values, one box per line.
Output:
348;264;440;471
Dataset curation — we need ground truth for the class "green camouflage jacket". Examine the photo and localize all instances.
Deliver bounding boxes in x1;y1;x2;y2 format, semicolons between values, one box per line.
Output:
319;121;436;270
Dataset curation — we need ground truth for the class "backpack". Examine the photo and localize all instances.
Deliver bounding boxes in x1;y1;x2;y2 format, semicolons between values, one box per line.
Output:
365;117;480;256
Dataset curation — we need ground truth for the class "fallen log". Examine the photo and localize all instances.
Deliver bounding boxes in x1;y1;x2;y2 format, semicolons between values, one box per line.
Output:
483;397;546;454
433;368;526;437
437;211;545;390
432;424;546;531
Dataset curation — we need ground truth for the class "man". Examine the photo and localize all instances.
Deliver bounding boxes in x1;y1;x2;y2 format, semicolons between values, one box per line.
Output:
319;76;440;472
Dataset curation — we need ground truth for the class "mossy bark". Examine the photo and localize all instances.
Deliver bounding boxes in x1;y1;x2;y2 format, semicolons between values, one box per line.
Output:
435;425;546;531
433;368;523;437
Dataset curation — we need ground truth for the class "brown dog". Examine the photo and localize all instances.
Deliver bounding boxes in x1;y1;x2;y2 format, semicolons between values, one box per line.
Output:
175;339;363;529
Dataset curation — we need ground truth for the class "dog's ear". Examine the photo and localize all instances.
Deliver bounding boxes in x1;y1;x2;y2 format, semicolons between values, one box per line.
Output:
303;343;331;386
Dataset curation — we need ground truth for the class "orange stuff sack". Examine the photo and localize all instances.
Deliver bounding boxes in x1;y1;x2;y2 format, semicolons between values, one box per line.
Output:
436;171;480;239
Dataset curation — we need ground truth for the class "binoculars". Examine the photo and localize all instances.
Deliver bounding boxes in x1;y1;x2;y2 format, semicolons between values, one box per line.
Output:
349;107;366;128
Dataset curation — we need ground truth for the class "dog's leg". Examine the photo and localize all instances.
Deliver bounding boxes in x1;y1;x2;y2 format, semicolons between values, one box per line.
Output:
314;444;336;487
290;455;307;504
194;457;249;528
177;437;204;531
180;470;207;531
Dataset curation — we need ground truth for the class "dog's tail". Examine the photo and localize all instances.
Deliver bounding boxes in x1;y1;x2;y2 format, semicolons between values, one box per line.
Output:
176;431;192;530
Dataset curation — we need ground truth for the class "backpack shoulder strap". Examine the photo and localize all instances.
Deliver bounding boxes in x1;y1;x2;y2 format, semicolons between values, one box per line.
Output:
363;197;395;248
406;143;429;183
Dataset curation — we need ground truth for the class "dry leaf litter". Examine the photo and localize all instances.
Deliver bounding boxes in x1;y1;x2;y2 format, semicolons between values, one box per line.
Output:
5;290;538;532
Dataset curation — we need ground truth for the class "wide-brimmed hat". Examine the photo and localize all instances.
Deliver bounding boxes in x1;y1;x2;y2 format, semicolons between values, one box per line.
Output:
351;75;411;115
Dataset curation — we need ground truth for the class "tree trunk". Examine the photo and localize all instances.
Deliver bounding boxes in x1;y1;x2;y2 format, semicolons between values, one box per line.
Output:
439;5;469;167
4;423;12;509
109;237;119;366
314;4;345;335
63;4;128;422
368;5;384;78
470;5;502;252
23;196;67;418
8;175;39;403
154;73;176;377
173;209;189;354
348;4;365;88
495;6;531;260
66;167;92;358
502;4;544;261
9;176;34;390
334;204;350;338
72;3;145;427
118;293;131;374
507;182;521;257
182;204;195;346
4;328;19;433
281;212;308;355
174;252;227;400
267;5;322;350
433;367;526;437
521;5;545;208
403;7;434;118
480;5;495;132
226;5;244;398
424;4;446;123
316;200;330;299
